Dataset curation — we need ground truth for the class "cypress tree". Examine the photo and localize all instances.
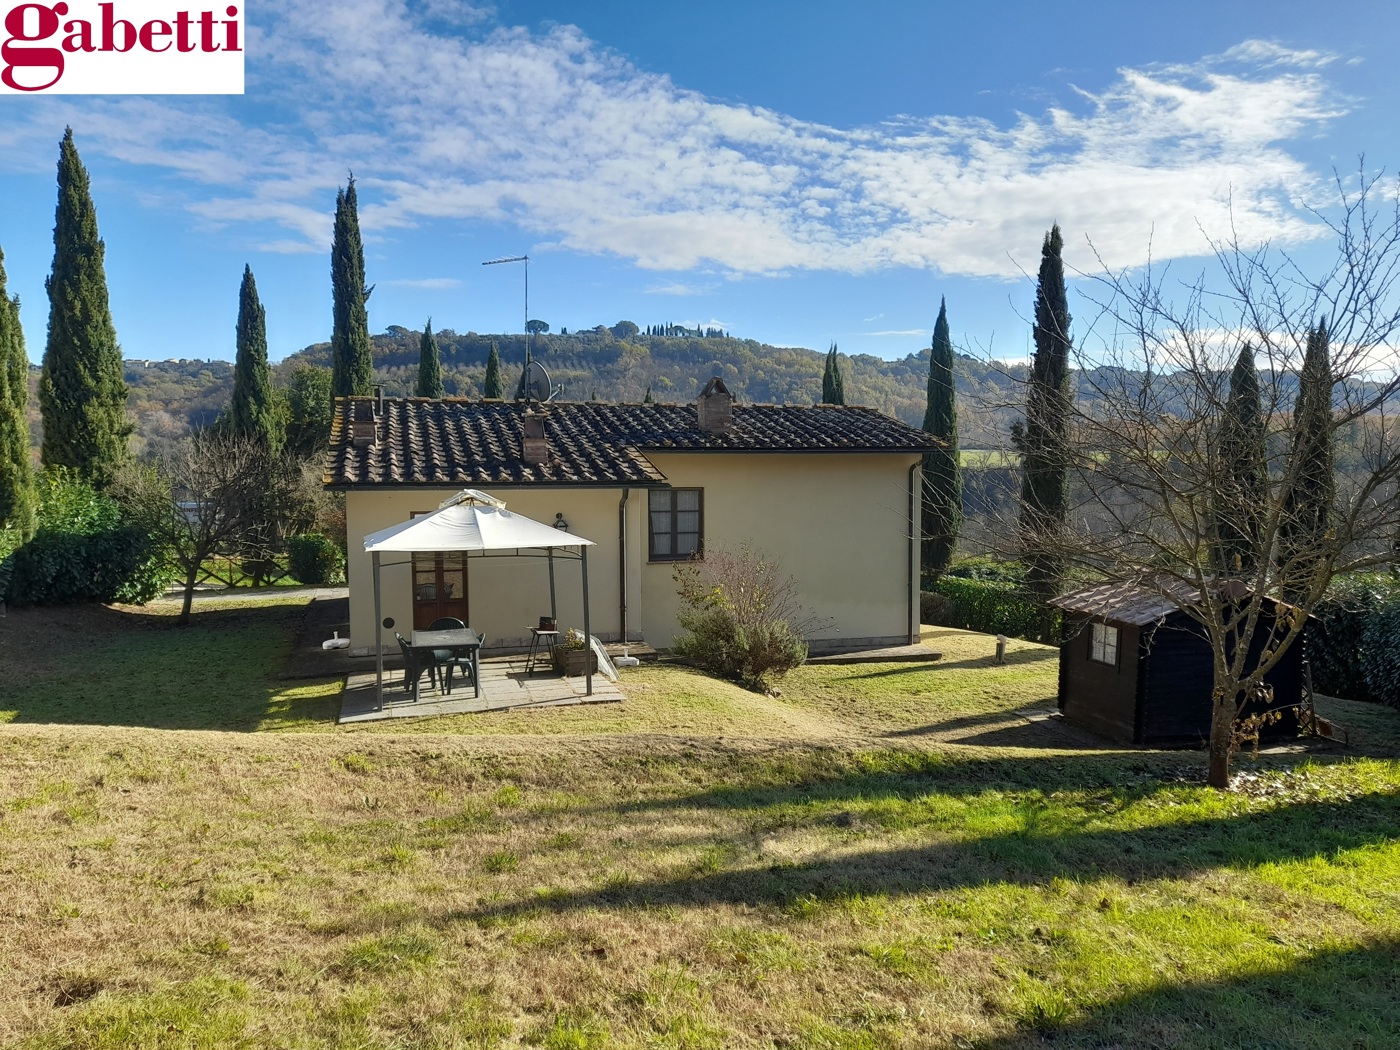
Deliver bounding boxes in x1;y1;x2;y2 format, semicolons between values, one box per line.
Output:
38;128;130;487
1214;343;1267;575
821;342;846;405
1280;320;1334;598
921;297;961;577
1013;225;1073;609
483;341;503;399
415;318;444;398
643;384;654;404
0;247;36;536
330;176;373;400
227;264;281;451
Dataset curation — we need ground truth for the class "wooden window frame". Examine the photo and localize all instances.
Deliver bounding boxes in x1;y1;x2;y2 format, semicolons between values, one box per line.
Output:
1088;621;1120;667
648;488;704;562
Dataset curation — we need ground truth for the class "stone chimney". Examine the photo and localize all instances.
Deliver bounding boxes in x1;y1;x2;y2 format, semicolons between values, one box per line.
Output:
350;399;376;448
696;376;734;434
522;410;549;465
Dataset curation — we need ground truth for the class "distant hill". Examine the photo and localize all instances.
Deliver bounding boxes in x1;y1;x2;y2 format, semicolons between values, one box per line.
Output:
278;326;1021;445
15;327;1021;456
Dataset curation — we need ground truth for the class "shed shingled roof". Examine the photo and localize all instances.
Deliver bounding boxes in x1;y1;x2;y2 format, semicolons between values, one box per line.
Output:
1050;579;1305;626
325;397;941;488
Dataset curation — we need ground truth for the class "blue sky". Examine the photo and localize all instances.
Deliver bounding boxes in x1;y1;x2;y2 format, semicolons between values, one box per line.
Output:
1;0;1398;367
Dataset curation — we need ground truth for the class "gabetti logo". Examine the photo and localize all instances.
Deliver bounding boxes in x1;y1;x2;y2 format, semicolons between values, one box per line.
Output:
1;1;243;94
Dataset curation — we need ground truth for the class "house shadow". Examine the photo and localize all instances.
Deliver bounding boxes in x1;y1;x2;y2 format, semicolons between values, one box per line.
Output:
967;938;1400;1049
0;598;341;731
439;758;1399;925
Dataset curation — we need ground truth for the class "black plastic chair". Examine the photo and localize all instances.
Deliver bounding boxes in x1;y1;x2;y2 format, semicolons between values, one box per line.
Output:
443;634;484;696
395;632;442;701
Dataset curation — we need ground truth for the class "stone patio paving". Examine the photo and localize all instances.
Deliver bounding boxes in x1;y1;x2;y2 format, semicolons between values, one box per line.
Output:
338;653;624;723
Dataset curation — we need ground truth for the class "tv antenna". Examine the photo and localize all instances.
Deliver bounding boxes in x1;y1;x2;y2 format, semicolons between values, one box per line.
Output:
482;254;531;367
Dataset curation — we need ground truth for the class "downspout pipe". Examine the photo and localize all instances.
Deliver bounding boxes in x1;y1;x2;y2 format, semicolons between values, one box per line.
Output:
618;488;630;643
908;460;920;645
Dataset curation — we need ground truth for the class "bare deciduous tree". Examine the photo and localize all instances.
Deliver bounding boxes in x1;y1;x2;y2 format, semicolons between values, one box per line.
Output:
997;172;1400;788
116;431;278;625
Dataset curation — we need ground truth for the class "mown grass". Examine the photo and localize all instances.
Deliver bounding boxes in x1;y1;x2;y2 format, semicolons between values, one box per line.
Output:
0;596;341;731
0;595;1397;1047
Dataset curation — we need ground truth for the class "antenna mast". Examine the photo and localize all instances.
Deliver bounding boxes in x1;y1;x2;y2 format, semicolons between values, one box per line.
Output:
482;254;531;366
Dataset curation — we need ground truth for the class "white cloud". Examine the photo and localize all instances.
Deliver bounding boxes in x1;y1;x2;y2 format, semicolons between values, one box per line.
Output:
0;7;1348;281
645;282;710;296
384;277;463;289
868;329;929;338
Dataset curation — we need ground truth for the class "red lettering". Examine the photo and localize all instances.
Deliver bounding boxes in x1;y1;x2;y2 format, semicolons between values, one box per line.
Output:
197;9;214;50
99;2;135;52
138;19;170;51
61;17;93;52
224;10;239;53
173;10;194;51
2;3;66;91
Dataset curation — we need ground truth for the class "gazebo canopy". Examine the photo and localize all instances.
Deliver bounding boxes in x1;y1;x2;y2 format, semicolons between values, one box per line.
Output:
363;489;596;554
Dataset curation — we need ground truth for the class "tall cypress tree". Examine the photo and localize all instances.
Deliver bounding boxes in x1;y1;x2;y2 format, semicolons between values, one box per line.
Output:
821;343;846;405
1280;320;1334;598
0;247;36;536
227;264;281;451
39;128;129;487
1013;225;1073;609
921;297;961;577
1214;343;1267;575
416;318;445;398
483;341;503;399
330;176;373;400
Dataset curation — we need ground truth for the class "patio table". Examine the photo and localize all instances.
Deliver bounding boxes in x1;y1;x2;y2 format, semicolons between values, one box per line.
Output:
410;627;482;698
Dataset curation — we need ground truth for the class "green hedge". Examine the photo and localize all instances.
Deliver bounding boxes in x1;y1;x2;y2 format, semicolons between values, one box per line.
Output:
931;576;1055;641
287;533;346;586
1307;575;1400;709
3;471;171;606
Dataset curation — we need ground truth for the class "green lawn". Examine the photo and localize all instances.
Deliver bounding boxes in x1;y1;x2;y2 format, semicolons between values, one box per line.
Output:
0;594;1396;1048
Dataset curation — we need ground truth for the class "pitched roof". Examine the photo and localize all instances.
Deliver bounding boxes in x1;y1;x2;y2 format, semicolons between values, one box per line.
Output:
1050;578;1302;626
326;396;939;488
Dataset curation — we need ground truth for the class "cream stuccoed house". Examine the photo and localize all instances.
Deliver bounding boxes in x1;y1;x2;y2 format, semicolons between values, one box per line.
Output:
325;378;940;656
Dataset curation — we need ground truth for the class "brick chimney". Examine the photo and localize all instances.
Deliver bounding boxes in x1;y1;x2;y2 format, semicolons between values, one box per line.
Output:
350;399;376;448
522;410;549;465
696;376;734;434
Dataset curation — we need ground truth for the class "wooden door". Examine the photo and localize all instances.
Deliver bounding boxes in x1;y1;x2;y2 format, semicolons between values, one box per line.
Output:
412;552;469;629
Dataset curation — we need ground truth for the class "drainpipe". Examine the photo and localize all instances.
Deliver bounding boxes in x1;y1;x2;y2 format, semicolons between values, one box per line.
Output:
908;461;919;645
618;488;630;642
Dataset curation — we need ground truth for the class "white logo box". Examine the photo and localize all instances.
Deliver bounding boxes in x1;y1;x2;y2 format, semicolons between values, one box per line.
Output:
1;0;243;94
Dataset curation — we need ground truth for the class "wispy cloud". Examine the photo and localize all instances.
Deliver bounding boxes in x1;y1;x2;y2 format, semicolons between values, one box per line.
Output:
384;277;462;289
645;282;710;296
868;329;929;338
0;3;1348;281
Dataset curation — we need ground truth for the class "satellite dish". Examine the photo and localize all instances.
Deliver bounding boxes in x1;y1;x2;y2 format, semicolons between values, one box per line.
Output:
523;360;554;403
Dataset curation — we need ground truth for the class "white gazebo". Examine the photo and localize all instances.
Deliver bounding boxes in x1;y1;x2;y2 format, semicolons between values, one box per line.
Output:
362;489;597;707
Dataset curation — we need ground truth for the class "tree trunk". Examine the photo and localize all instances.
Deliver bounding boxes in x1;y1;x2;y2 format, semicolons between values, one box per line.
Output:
1207;681;1242;789
179;565;198;626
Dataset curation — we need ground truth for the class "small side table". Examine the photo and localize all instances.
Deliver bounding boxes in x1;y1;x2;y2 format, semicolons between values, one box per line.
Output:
525;627;560;676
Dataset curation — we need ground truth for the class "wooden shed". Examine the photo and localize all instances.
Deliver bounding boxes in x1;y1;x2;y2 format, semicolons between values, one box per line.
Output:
1049;582;1304;747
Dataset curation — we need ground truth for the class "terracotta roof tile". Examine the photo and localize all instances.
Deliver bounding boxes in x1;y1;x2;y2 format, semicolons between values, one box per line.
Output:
326;397;940;488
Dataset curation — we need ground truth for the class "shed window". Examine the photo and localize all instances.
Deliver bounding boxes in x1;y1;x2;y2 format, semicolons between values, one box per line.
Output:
649;489;703;561
1089;622;1119;666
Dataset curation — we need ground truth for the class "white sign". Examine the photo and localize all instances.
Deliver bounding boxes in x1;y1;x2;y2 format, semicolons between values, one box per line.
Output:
0;1;243;94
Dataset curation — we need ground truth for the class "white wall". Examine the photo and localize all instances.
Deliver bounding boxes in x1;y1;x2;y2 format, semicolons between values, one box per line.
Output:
344;452;920;653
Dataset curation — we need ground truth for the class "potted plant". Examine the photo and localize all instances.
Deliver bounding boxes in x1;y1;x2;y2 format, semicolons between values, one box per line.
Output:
553;628;598;676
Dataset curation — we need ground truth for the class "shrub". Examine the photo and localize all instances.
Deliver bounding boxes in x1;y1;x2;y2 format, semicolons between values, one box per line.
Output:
287;533;345;585
672;547;820;690
3;470;171;606
931;576;1054;640
1308;574;1400;708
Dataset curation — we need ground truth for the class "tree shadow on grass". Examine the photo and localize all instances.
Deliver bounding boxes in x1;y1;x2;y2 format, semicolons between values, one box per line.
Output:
0;600;341;731
450;763;1399;924
971;938;1400;1050
840;649;1057;679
